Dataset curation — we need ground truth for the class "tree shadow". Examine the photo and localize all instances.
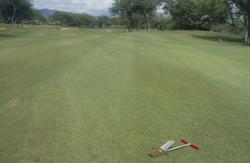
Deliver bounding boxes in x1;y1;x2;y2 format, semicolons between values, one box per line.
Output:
0;33;17;38
192;33;244;44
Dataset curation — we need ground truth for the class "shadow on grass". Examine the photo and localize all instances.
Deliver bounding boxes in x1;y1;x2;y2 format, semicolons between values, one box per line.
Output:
0;33;18;38
192;33;244;44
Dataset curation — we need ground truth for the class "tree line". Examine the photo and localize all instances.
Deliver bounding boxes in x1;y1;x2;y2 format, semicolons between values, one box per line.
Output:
0;0;249;44
0;0;124;28
110;0;249;44
163;0;250;44
49;11;125;29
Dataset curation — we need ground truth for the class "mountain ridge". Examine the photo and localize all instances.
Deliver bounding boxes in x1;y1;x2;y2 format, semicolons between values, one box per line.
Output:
38;9;56;17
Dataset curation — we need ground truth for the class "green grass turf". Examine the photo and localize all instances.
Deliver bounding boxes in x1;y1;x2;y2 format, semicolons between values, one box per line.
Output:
0;25;250;162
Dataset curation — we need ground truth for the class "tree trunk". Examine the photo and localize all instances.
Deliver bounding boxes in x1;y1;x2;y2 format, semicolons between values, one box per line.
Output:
246;16;250;45
128;14;133;32
11;3;16;24
147;13;153;31
144;14;151;31
147;21;151;31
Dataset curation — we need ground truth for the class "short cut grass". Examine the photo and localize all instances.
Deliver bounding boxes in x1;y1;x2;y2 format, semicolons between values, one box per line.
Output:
0;25;250;162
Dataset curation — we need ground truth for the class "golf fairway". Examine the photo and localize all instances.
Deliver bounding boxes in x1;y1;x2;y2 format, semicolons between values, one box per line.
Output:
0;26;250;162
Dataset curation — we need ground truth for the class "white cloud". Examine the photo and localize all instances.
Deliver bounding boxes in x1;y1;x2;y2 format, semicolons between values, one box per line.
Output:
33;0;114;16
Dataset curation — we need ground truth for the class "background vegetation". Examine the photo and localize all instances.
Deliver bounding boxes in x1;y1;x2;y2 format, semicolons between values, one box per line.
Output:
0;0;249;44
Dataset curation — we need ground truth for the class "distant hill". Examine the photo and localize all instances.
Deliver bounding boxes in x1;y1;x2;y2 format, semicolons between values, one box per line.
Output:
38;9;110;18
38;9;56;17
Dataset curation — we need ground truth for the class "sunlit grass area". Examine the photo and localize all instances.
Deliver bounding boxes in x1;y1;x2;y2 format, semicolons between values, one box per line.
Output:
0;25;250;162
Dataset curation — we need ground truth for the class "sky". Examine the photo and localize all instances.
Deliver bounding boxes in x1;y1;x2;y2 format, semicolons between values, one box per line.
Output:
33;0;114;16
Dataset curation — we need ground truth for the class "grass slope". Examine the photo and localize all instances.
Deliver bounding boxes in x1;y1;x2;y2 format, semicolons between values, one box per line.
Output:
0;25;250;163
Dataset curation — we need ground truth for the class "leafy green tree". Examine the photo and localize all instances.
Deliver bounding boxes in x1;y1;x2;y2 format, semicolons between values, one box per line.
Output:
110;17;124;26
50;11;94;27
111;0;137;31
232;0;250;44
110;0;161;31
224;0;237;26
164;0;229;30
134;0;161;30
96;16;111;27
196;0;229;29
0;0;33;24
164;0;196;29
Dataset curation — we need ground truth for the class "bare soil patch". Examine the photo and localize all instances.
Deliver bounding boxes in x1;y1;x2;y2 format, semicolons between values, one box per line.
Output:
0;27;7;31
